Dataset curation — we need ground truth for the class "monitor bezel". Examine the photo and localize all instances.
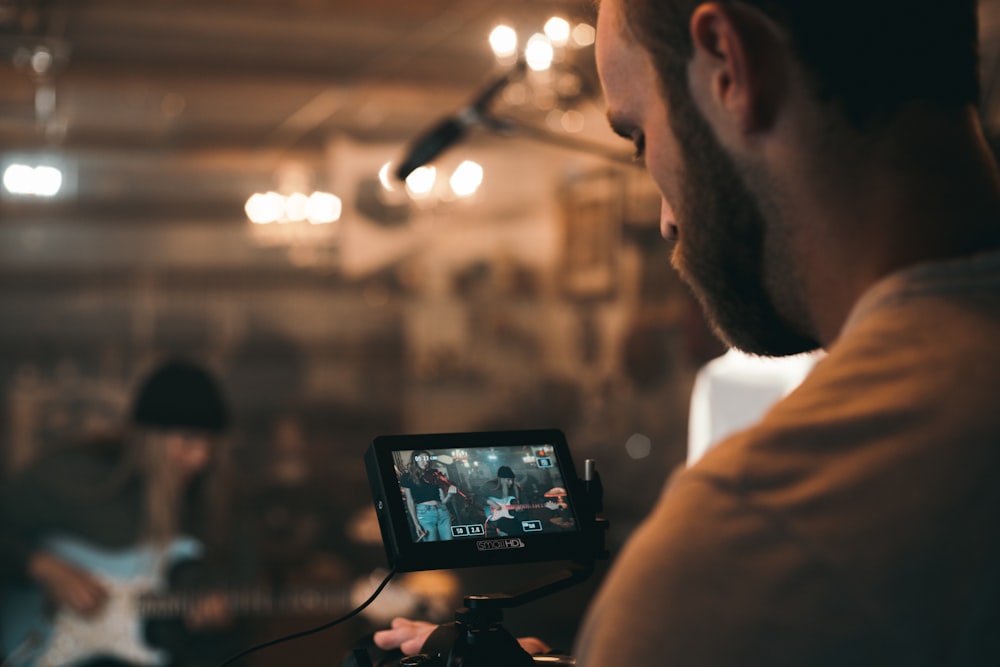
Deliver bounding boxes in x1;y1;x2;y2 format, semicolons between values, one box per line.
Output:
365;429;592;572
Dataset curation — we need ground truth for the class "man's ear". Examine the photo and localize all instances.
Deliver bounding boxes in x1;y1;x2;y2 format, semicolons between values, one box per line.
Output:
687;2;787;136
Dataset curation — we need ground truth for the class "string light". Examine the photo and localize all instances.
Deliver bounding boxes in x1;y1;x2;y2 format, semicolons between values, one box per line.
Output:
449;161;484;197
525;33;554;71
489;24;518;61
543;17;571;47
3;163;63;197
245;191;341;225
571;23;596;47
404;166;437;198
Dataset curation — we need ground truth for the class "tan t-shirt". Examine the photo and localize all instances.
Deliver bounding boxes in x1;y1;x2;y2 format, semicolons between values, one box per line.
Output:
575;249;1000;666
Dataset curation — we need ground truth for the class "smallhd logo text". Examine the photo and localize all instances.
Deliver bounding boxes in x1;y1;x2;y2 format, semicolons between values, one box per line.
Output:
476;538;525;551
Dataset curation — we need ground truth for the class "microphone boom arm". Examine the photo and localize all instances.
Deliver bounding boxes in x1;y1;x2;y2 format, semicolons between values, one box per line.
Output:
395;63;635;181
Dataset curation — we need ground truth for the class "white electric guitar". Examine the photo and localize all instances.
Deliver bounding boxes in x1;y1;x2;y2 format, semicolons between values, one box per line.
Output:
484;496;566;522
0;536;422;667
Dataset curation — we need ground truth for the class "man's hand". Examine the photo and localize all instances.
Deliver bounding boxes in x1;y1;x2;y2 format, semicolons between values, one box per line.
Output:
374;617;437;655
28;551;108;615
374;617;552;656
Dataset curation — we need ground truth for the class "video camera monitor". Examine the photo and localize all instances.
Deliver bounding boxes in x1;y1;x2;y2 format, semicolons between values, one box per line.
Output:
365;429;592;572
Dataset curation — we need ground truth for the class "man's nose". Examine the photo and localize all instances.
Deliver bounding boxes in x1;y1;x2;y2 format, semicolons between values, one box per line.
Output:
661;198;678;241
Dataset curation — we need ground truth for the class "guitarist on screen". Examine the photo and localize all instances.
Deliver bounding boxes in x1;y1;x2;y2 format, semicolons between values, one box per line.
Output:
0;358;246;667
478;466;562;538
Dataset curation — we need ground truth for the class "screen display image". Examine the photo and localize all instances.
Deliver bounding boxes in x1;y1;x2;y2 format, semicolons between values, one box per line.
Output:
391;444;578;545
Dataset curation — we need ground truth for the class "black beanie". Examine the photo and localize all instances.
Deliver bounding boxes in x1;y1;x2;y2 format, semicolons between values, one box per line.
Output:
130;359;229;432
497;465;515;479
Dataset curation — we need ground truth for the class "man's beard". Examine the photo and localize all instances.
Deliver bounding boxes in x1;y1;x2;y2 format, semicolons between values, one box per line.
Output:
667;89;820;356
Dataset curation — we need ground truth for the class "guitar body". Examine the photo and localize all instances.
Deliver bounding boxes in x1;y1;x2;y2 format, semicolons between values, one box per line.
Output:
1;537;434;667
484;495;565;522
484;495;518;521
1;535;203;667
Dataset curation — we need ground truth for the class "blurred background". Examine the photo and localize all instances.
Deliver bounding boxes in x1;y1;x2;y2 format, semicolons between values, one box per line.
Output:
4;0;1000;663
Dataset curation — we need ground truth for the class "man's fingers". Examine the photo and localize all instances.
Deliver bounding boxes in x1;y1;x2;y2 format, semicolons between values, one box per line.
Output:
374;617;437;653
518;637;552;655
401;636;430;655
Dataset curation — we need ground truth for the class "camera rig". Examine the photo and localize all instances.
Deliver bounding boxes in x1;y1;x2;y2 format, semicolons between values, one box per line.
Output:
359;431;608;667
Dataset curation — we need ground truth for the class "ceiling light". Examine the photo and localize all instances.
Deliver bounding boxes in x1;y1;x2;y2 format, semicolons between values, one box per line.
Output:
378;162;397;192
306;192;342;224
245;191;285;224
284;192;310;222
525;33;554;71
543;17;570;47
3;163;62;197
571;23;596;48
489;25;518;60
405;166;437;198
449;160;483;197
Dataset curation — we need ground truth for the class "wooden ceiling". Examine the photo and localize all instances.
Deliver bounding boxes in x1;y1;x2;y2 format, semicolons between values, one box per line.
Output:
0;0;598;151
2;0;1000;230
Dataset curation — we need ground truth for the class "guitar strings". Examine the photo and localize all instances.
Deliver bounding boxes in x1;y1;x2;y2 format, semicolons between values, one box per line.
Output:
215;566;398;667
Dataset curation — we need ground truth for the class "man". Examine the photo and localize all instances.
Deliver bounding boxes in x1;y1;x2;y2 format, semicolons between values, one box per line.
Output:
377;0;1000;663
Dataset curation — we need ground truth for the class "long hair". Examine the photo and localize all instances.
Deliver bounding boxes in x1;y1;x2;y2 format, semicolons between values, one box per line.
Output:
115;427;233;551
408;450;433;484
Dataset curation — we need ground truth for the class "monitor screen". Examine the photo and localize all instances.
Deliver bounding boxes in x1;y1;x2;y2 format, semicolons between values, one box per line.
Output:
392;443;578;544
365;430;592;571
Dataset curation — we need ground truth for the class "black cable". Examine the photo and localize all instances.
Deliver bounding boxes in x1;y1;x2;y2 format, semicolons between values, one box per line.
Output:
215;567;398;667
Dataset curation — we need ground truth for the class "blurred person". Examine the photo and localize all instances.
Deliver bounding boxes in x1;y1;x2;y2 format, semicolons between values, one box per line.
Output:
374;0;1000;663
0;358;245;667
400;450;457;543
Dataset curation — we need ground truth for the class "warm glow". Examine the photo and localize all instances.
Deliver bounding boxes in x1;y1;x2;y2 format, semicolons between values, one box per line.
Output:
543;17;570;47
449;160;483;198
571;23;596;47
245;191;285;224
246;190;343;225
31;47;53;75
405;166;436;197
34;166;62;196
284;192;310;222
525;33;554;71
378;162;397;192
3;164;34;195
306;191;342;224
488;25;518;60
3;163;63;197
560;109;585;133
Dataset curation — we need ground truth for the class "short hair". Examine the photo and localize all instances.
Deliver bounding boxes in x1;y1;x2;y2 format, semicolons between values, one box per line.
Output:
621;0;980;128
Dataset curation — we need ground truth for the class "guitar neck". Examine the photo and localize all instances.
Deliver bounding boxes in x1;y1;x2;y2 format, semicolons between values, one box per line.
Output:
139;587;351;617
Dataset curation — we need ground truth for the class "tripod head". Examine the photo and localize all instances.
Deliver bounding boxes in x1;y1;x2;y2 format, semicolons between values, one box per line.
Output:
408;555;603;667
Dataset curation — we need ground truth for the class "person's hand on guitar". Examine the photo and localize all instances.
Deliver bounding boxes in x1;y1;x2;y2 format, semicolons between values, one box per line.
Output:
374;616;551;656
184;591;233;631
28;551;108;615
485;498;567;522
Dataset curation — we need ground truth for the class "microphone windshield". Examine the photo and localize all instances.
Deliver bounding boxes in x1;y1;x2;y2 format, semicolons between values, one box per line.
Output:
395;116;469;182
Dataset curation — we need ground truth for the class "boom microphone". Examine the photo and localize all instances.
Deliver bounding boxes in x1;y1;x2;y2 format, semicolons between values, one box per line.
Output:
394;64;525;182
